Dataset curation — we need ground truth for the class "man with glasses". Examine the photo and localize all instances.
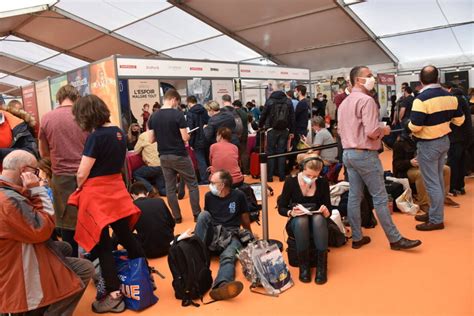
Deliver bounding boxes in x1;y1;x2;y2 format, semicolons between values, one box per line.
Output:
0;150;94;315
338;65;422;251
193;170;252;301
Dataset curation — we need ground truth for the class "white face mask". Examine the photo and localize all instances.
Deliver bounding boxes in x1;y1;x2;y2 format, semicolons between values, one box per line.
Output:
318;97;324;101
209;183;221;196
359;76;375;91
301;173;316;185
293;92;299;99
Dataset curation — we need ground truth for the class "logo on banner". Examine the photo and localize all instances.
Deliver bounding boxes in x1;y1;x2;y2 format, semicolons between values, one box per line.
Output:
120;65;137;69
210;68;219;72
190;67;203;71
241;69;251;73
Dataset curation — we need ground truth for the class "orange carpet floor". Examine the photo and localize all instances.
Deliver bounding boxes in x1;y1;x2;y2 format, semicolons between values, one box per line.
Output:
75;150;473;315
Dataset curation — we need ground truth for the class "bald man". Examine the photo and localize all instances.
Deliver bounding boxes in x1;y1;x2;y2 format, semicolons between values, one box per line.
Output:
0;150;93;315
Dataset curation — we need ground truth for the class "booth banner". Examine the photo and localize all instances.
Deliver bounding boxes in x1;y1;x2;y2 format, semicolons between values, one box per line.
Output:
128;79;160;128
243;88;263;106
117;58;239;78
187;79;212;105
67;67;90;96
35;79;51;122
239;64;310;80
90;59;120;127
21;84;39;134
49;75;67;108
212;80;234;106
377;74;396;86
378;85;388;117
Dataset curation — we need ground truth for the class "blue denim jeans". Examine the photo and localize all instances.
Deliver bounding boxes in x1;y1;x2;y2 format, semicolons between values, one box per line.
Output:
343;149;401;243
195;211;242;288
417;136;450;224
289;214;328;252
160;154;201;219
266;129;289;179
132;165;166;195
194;148;209;184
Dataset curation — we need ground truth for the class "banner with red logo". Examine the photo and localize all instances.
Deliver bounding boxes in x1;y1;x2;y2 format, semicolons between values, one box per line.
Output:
21;84;39;135
377;74;396;85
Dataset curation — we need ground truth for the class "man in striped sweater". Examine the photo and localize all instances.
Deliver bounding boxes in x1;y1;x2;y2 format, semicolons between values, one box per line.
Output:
409;65;465;231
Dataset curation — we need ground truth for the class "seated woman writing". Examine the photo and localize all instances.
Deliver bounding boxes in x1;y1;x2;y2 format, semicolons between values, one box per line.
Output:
277;151;331;284
209;127;244;188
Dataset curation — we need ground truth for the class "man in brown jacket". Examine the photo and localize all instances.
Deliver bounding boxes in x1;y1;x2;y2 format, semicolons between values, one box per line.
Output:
0;150;93;315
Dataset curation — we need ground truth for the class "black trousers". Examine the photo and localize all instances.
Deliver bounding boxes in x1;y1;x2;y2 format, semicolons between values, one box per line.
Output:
92;218;146;293
447;142;465;191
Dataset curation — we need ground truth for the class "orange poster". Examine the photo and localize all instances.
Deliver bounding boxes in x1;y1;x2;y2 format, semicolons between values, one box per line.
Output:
89;59;120;127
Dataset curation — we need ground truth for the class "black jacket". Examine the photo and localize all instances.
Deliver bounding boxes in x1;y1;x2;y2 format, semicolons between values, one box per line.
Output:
0;119;38;161
203;111;239;146
449;89;472;146
392;135;417;179
186;104;209;149
294;99;310;135
259;91;295;134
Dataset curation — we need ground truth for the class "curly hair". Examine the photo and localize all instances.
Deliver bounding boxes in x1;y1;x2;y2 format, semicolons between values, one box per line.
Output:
72;95;110;132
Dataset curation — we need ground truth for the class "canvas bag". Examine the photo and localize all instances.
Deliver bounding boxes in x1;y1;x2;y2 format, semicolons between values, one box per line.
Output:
395;188;419;215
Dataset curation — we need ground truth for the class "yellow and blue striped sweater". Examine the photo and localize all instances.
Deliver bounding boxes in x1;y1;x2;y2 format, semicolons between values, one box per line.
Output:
408;86;464;140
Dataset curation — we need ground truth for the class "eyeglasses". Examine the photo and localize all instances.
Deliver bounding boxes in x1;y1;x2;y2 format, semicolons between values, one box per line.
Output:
24;165;40;176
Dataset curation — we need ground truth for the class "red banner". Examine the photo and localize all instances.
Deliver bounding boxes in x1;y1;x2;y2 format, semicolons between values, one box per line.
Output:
377;74;396;85
21;84;39;135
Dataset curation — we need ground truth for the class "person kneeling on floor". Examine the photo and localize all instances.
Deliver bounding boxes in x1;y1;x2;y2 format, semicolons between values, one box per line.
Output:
0;150;94;315
194;170;252;301
129;182;175;258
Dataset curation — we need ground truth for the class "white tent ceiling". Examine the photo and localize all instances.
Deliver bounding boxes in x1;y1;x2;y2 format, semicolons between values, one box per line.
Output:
0;0;472;96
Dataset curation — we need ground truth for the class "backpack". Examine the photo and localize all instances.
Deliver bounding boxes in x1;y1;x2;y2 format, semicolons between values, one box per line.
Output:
222;107;243;138
327;218;347;247
270;99;290;130
236;183;262;224
168;236;213;307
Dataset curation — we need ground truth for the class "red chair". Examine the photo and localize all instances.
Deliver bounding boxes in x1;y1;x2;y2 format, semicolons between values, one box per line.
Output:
125;151;145;183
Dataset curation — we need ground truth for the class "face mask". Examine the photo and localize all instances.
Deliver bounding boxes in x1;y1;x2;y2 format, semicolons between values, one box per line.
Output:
359;76;375;91
209;183;220;196
293;92;299;99
345;88;350;95
318;97;324;101
301;173;316;185
131;131;139;136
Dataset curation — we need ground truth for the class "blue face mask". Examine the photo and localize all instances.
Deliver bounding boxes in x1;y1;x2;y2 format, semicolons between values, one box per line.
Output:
301;174;316;185
209;183;221;196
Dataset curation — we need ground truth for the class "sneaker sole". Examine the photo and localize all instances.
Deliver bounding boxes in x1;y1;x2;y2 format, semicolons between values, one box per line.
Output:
209;281;244;301
92;301;125;314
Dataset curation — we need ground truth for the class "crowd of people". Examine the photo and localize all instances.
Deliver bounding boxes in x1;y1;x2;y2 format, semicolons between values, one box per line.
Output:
0;63;472;315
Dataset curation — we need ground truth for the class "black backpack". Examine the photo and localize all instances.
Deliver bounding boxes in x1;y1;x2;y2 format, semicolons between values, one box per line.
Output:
168;236;213;307
327;218;347;247
236;183;262;224
270;99;289;130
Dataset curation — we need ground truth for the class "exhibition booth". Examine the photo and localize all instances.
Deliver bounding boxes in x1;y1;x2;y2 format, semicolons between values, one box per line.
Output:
20;56;310;133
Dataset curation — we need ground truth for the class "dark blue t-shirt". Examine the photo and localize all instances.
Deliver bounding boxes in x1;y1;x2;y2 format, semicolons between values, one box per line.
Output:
204;190;248;228
83;126;126;178
149;108;188;156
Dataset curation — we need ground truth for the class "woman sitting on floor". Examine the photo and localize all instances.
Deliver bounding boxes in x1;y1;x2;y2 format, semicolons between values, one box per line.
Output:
277;151;331;284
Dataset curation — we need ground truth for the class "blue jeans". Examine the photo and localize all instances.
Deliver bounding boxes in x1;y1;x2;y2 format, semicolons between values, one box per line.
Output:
289;214;328;252
343;149;401;243
195;211;242;287
194;148;209;184
132;165;166;195
160;154;201;219
266;129;289;179
417;136;450;224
